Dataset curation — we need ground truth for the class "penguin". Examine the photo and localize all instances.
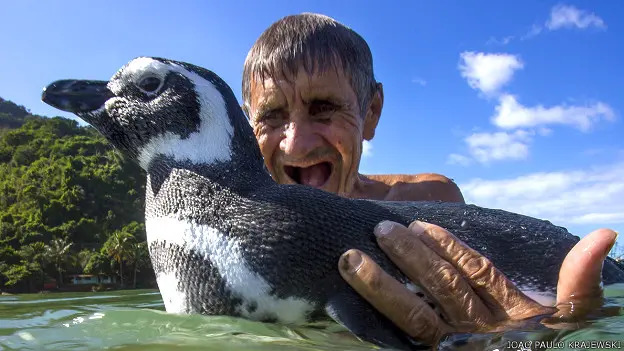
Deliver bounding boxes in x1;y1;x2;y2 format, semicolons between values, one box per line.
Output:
42;57;624;351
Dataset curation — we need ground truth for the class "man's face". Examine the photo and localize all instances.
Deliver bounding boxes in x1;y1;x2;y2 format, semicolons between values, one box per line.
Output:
247;66;376;196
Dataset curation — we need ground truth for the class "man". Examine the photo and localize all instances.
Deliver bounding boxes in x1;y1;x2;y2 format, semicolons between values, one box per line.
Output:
241;13;462;204
241;13;617;346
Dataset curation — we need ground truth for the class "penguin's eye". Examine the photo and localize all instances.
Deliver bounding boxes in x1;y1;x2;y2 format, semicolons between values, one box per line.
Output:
137;76;162;93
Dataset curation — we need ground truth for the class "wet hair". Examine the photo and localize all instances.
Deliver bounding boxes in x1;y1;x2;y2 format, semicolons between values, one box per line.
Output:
242;13;378;116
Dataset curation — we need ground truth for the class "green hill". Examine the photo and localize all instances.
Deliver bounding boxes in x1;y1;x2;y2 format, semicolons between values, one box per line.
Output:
0;97;153;293
0;97;36;131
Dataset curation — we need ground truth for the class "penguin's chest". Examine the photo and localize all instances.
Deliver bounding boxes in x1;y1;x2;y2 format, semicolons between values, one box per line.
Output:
144;216;316;324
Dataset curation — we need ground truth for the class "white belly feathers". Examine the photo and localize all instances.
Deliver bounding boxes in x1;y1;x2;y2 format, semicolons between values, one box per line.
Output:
145;216;314;324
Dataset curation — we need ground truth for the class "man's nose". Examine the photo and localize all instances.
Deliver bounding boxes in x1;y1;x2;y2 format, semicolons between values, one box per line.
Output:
280;120;323;159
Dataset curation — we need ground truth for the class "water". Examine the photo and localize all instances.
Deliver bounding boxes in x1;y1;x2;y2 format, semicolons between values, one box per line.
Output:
1;286;624;351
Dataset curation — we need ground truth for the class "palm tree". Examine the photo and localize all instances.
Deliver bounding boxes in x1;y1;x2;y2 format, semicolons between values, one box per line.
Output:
76;249;95;273
84;251;113;278
18;242;48;289
45;238;73;287
103;231;135;288
128;241;150;288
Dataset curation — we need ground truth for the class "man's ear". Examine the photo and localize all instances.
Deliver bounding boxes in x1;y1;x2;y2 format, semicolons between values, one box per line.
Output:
363;83;383;141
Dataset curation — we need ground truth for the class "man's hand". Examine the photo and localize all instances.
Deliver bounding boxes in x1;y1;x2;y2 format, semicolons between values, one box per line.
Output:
337;220;617;345
550;228;618;323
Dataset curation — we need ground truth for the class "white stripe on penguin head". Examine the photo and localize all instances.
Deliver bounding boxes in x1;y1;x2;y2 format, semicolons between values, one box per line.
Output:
112;57;234;170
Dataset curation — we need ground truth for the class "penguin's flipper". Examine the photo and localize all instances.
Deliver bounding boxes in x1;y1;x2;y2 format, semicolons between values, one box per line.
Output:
325;290;425;351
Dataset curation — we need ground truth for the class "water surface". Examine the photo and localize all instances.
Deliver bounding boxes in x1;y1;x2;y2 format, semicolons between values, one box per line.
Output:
1;286;623;350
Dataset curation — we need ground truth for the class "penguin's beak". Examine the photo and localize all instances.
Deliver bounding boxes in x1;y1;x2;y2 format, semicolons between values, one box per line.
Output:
42;80;113;114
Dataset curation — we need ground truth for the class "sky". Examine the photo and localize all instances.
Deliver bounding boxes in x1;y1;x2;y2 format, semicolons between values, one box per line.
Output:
1;1;623;252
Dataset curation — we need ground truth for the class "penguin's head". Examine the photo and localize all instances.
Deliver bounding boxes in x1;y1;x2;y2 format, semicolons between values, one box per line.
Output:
42;57;258;171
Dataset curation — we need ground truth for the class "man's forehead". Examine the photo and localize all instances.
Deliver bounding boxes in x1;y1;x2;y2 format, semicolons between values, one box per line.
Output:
250;67;353;105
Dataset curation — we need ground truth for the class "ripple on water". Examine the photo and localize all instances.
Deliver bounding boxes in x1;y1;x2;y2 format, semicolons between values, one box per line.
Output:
0;287;623;350
0;294;121;305
0;309;82;330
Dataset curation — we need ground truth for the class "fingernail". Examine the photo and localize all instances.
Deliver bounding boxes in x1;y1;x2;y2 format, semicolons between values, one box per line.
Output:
409;220;427;235
374;221;395;237
340;250;363;275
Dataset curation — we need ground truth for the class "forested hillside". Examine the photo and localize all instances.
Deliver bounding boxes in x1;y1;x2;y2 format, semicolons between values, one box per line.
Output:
0;97;154;293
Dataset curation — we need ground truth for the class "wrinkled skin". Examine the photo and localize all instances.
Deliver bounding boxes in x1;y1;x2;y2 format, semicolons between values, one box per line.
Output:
246;66;374;197
246;66;464;203
339;220;619;346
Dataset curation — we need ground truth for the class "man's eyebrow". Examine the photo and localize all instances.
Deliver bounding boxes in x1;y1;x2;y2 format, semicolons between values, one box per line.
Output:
257;101;278;112
305;94;349;108
254;100;282;118
309;96;342;104
303;87;348;104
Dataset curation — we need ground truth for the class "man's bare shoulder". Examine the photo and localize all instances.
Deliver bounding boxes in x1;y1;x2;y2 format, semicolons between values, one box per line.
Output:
363;173;465;203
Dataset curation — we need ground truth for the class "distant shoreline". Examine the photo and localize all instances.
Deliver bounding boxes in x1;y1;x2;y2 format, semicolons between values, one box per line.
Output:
1;284;158;296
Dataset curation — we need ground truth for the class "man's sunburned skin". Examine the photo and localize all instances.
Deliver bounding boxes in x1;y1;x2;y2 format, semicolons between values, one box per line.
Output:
353;173;465;203
247;66;379;198
246;67;465;205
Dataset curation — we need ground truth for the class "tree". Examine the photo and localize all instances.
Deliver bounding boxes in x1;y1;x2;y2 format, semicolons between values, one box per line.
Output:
84;251;114;277
2;242;48;292
127;241;150;288
103;230;135;288
45;237;73;287
0;97;148;292
18;242;48;289
3;265;35;290
75;248;96;273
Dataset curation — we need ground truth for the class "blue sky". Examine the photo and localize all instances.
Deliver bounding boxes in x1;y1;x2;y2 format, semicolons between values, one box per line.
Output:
1;1;623;252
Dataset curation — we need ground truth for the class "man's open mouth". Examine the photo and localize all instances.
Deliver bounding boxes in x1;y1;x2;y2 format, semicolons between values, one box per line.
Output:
284;162;333;187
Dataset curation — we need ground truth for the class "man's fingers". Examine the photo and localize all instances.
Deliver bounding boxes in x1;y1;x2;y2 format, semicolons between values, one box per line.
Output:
338;248;450;344
373;221;495;328
555;228;617;312
412;220;554;320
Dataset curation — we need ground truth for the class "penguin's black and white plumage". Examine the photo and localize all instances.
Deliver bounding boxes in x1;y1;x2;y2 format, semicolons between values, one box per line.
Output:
42;57;624;350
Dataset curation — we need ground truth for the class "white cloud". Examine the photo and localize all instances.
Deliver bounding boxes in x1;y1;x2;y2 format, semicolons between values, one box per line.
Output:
460;162;624;233
493;94;615;131
412;77;427;86
456;11;613;165
523;24;544;39
362;140;373;158
487;36;515;46
517;5;605;41
537;127;553;136
465;130;532;163
459;52;524;96
571;212;624;225
447;153;473;166
546;4;606;30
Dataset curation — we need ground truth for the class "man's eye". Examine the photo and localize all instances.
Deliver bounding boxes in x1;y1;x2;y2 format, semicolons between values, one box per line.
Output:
309;100;337;119
258;110;286;127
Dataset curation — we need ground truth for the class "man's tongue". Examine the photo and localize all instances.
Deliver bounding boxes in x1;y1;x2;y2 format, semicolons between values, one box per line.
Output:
298;162;331;187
